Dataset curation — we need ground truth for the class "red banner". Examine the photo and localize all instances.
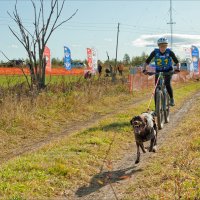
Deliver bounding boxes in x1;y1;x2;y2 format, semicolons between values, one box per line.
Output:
87;48;92;69
44;46;51;72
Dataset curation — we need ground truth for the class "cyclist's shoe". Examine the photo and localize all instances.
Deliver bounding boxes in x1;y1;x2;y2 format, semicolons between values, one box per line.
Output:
170;98;175;106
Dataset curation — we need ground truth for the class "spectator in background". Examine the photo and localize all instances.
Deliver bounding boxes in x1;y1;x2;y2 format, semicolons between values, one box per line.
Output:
109;64;113;74
84;70;92;79
105;68;110;77
118;63;124;76
105;64;113;77
97;61;102;78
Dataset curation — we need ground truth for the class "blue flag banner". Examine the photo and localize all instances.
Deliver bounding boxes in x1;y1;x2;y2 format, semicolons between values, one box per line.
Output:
64;46;71;70
191;46;199;72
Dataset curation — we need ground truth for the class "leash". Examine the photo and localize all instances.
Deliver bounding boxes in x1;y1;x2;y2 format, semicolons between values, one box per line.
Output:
147;73;161;112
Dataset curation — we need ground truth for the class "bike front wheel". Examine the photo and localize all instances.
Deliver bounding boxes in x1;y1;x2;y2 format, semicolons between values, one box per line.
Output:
156;90;164;130
164;92;170;123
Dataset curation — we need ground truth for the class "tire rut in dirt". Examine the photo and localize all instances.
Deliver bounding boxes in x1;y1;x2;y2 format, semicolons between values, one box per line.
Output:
0;96;148;165
71;91;200;200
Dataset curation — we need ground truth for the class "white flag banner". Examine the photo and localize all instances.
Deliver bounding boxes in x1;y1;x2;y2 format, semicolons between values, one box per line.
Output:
91;47;98;71
184;47;193;71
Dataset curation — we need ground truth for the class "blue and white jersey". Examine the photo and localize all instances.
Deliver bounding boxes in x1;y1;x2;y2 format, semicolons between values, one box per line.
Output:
154;48;173;72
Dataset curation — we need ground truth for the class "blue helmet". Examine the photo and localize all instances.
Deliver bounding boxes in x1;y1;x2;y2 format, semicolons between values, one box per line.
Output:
157;37;168;45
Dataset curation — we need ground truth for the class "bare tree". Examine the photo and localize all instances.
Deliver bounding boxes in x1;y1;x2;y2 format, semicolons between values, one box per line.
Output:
8;0;78;90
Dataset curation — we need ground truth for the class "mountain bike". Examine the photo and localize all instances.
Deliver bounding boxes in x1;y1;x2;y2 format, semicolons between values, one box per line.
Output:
147;71;174;130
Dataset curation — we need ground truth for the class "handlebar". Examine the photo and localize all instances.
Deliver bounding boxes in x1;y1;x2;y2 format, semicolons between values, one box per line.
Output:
144;70;180;76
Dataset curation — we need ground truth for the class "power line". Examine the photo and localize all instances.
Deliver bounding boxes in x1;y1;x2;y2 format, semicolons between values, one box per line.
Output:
1;0;199;1
0;18;171;32
1;22;198;35
172;8;200;34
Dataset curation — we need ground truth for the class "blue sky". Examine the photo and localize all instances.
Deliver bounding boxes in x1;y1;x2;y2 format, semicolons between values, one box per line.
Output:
0;0;200;62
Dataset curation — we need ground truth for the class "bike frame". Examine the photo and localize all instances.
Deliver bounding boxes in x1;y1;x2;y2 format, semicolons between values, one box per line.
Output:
156;72;168;108
147;73;161;111
147;71;172;129
147;71;173;109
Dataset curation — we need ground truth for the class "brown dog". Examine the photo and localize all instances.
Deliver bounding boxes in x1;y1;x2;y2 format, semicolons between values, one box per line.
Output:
130;112;158;164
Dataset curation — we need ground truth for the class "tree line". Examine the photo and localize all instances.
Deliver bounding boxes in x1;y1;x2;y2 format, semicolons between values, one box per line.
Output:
51;52;149;68
0;52;149;68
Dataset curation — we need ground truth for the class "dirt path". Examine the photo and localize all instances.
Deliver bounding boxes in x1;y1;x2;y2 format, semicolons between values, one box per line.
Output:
0;84;191;165
1;87;199;199
0;95;149;164
67;91;200;200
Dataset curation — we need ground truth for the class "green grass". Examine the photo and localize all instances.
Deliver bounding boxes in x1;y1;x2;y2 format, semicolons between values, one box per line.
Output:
123;99;200;200
0;80;199;199
0;74;83;87
0;75;27;87
45;74;83;84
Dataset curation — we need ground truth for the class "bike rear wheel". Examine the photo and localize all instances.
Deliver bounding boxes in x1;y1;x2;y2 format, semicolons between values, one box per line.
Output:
164;92;170;123
156;90;164;130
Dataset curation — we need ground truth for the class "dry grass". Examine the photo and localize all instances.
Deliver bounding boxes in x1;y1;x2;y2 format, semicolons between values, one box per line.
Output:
0;77;199;199
0;77;141;161
123;94;200;200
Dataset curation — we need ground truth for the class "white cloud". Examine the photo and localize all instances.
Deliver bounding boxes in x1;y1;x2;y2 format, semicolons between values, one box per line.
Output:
11;44;18;48
104;38;112;42
132;33;200;48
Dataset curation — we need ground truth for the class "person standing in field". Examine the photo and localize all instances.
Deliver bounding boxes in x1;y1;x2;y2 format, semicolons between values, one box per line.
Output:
97;60;102;78
118;62;124;76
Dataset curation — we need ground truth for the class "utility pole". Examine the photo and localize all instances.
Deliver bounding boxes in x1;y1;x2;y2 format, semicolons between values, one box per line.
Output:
115;22;120;74
167;0;176;49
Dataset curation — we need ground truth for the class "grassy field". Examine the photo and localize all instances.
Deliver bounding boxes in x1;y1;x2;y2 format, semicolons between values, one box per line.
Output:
0;79;199;199
0;75;27;87
0;74;84;87
123;95;200;200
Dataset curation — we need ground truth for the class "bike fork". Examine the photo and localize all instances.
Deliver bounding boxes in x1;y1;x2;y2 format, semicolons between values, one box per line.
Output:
163;89;167;110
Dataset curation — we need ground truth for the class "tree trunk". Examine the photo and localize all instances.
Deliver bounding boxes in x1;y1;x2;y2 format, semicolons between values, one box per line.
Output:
40;57;46;89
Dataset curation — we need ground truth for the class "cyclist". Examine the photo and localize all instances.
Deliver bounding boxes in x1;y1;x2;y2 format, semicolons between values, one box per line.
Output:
143;37;180;106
